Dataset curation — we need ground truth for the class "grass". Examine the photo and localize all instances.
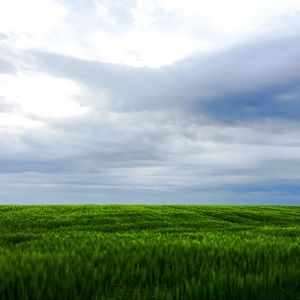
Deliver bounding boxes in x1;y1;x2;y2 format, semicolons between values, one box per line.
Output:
0;205;299;300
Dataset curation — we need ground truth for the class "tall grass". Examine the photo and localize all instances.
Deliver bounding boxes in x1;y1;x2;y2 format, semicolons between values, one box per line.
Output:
0;205;299;299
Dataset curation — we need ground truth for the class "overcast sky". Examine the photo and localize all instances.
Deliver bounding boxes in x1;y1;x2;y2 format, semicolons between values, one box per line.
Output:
1;0;300;204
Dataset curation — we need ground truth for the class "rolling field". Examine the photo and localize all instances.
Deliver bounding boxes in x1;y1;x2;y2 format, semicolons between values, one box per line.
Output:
0;205;299;300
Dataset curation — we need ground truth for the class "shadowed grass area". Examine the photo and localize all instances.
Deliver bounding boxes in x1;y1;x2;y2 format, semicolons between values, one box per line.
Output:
0;205;299;299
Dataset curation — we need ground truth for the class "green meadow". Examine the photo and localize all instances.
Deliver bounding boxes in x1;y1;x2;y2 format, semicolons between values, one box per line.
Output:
0;205;299;300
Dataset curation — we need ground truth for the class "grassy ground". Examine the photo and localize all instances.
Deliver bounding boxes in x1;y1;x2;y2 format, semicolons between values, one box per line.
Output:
0;205;299;300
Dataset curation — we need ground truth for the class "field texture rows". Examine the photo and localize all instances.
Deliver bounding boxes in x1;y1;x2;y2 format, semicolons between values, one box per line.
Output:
0;205;299;300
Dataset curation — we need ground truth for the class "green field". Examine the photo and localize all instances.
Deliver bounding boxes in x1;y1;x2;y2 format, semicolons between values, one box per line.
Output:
0;205;299;300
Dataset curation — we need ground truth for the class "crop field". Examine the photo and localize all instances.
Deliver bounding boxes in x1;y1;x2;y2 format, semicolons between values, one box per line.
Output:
0;205;299;300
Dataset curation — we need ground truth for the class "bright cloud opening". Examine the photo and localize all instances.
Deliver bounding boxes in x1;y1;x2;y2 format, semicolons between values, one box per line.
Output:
0;0;67;34
0;73;90;118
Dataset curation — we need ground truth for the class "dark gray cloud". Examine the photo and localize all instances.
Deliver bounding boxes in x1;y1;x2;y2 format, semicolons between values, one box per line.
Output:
1;107;300;204
27;29;300;121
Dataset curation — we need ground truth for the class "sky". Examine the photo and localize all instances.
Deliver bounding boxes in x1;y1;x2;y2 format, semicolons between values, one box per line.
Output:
0;0;300;204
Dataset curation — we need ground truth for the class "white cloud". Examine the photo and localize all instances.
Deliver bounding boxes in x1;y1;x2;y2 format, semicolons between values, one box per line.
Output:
0;73;90;118
170;0;300;33
0;112;44;130
0;0;67;34
2;0;300;67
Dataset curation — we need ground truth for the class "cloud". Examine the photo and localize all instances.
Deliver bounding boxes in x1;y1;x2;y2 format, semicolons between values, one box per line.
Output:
0;73;91;118
27;28;300;120
1;104;300;203
1;1;300;204
0;0;67;34
3;0;300;68
0;35;17;74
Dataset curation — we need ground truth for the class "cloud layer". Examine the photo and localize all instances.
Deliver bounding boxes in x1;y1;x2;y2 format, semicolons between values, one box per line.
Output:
0;0;300;204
